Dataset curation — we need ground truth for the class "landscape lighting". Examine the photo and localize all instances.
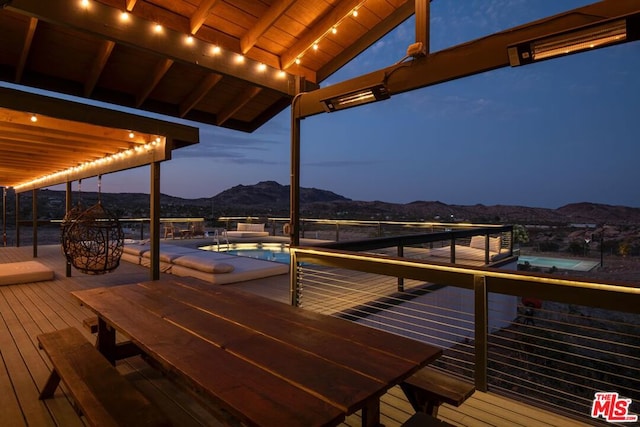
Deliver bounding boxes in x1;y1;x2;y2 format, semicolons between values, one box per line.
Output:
507;14;640;66
320;83;390;112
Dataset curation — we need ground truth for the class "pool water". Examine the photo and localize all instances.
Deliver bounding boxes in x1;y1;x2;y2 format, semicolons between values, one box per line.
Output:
199;243;290;264
518;256;599;272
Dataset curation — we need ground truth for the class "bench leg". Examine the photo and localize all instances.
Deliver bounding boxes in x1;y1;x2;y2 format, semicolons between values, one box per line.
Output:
360;398;381;427
400;383;442;417
39;369;61;399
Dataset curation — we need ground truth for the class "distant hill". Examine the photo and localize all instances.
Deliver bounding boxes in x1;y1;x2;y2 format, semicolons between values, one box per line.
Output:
5;181;640;225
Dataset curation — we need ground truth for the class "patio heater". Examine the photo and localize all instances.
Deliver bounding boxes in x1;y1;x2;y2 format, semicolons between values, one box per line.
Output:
508;13;640;66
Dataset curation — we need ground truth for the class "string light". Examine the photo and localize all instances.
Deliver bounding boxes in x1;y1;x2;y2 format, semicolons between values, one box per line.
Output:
331;27;337;34
313;43;319;50
13;139;165;191
79;1;292;84
30;114;38;123
128;131;135;138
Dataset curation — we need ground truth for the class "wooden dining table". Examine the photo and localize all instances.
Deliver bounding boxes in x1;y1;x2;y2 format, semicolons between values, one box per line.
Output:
71;278;442;427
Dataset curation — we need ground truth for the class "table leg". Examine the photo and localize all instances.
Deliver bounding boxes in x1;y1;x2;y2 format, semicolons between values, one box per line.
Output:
96;318;117;365
361;398;382;427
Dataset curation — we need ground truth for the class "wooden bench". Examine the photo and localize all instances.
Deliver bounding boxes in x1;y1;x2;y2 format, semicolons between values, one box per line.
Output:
83;316;99;334
401;367;475;417
38;327;171;427
402;411;455;426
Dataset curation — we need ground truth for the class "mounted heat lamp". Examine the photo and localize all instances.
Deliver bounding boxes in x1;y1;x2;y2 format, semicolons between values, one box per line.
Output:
508;13;640;66
320;83;390;112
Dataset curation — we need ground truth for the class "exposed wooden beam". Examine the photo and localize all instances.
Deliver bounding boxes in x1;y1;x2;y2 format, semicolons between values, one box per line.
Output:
136;58;173;107
281;0;363;70
415;0;429;54
84;40;115;97
7;0;293;95
126;0;137;12
317;0;414;81
179;73;223;118
190;0;218;35
216;86;262;126
240;0;296;54
15;16;37;83
299;0;640;118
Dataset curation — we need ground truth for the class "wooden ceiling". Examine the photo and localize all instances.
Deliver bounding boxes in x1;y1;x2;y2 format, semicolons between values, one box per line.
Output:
0;0;414;132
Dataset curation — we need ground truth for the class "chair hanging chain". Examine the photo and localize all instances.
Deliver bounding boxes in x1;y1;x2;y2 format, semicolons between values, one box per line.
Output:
98;175;102;203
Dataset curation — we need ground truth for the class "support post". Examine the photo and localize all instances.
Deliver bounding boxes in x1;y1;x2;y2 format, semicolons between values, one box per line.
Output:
474;275;488;392
290;77;304;248
15;192;20;247
32;188;38;258
415;0;430;54
150;162;161;280
65;182;72;277
2;187;6;247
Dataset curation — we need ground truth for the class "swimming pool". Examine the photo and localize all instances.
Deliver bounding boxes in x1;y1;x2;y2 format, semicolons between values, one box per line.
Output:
198;242;290;264
518;256;599;272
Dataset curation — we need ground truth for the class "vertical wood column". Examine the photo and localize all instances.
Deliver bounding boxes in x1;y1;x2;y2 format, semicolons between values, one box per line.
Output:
150;162;161;280
32;188;38;258
415;0;430;54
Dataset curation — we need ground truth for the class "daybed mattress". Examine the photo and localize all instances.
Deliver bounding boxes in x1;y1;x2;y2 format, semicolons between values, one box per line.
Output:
427;245;507;262
0;261;55;286
171;254;289;285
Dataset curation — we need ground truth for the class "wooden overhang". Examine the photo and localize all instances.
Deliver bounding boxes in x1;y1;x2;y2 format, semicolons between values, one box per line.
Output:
0;85;199;193
0;0;415;133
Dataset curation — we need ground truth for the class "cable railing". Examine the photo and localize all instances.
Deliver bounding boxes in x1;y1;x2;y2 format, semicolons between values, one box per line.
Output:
289;245;640;425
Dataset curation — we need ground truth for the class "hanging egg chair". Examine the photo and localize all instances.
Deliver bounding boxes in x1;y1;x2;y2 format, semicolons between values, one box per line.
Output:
61;177;124;274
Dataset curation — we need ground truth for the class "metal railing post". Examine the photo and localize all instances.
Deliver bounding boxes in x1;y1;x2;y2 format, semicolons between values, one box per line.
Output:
474;275;488;392
289;250;301;307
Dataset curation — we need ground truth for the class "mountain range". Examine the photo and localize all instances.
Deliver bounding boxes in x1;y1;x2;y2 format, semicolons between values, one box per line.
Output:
11;180;640;226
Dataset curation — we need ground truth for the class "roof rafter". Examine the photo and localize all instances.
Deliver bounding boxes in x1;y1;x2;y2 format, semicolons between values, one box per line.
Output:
179;73;223;118
190;0;218;35
281;0;363;70
240;0;296;55
15;16;37;83
84;39;115;97
216;86;262;126
135;57;174;107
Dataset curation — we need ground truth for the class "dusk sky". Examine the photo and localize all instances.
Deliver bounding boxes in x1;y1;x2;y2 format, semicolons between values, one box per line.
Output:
14;1;640;209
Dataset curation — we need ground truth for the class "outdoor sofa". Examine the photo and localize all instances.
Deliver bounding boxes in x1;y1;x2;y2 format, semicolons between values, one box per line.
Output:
426;235;509;263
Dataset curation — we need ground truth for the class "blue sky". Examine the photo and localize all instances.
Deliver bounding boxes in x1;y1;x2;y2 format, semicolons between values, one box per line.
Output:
27;1;640;208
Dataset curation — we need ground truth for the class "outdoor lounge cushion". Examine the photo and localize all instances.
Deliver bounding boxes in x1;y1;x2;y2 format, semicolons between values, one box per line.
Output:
172;253;235;274
171;255;288;285
0;261;54;286
469;236;502;253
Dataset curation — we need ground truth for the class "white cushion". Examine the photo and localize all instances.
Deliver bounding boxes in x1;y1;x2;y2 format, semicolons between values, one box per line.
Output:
173;254;235;273
0;261;54;286
470;236;485;250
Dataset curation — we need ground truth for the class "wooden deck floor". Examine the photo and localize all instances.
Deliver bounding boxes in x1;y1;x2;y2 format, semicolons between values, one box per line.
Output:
0;243;591;427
